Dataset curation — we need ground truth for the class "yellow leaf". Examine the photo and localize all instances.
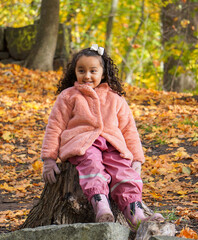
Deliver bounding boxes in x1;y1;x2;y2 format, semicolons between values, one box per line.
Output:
158;167;167;175
2;131;13;141
168;138;180;144
13;64;21;72
180;19;190;28
151;168;158;175
177;190;187;195
0;110;5;116
174;149;189;159
16;187;26;193
132;109;141;117
28;149;38;155
0;182;15;192
151;192;163;199
32;160;43;171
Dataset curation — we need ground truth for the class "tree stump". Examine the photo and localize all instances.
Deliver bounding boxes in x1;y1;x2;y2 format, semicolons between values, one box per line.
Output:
21;161;128;229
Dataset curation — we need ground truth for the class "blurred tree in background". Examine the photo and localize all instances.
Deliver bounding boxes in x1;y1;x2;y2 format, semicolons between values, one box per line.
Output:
1;0;198;93
162;0;198;92
24;0;59;70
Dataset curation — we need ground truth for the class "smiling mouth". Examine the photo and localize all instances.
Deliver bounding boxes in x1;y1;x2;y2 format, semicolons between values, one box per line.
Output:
83;81;93;84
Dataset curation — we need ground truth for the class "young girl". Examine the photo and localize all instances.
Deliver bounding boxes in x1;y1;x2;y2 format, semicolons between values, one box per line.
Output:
41;44;164;230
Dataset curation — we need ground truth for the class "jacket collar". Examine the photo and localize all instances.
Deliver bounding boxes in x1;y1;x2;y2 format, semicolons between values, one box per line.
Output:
74;81;110;97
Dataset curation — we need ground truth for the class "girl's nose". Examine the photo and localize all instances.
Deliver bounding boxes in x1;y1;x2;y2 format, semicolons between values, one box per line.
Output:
84;72;90;79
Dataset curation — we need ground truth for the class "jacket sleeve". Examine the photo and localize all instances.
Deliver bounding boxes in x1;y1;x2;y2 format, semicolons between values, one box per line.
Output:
118;97;145;163
41;92;71;160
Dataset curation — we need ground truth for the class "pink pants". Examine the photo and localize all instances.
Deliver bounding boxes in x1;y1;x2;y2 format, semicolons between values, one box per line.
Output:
69;136;143;211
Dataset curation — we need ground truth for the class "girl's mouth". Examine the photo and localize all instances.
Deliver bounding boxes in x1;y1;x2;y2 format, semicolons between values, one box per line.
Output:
83;81;93;85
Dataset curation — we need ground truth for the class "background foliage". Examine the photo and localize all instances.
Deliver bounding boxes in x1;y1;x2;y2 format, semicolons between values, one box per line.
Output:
1;0;198;92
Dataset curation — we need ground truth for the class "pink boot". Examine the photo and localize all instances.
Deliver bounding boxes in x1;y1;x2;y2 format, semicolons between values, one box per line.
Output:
91;194;115;222
123;201;164;231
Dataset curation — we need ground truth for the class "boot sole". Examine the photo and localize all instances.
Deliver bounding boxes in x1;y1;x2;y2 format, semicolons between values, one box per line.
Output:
97;213;115;223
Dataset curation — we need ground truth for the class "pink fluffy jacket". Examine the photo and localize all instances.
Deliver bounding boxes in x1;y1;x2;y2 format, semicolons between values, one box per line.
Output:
41;82;145;163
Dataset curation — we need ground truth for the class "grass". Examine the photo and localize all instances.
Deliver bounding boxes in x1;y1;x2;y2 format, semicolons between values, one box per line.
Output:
154;136;167;145
162;209;179;221
140;124;153;133
181;118;198;127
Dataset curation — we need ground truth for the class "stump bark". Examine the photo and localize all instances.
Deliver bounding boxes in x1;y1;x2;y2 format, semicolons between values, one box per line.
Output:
21;161;128;229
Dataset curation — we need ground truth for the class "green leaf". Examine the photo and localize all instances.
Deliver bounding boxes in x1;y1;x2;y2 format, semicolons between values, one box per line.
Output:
182;166;191;175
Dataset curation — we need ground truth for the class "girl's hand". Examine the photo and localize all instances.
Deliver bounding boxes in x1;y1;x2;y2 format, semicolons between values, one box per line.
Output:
132;161;141;176
42;159;61;184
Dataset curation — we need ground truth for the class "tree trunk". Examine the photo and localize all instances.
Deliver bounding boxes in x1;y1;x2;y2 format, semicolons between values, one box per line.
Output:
120;0;145;80
21;162;128;229
24;0;59;71
105;0;119;54
161;0;198;92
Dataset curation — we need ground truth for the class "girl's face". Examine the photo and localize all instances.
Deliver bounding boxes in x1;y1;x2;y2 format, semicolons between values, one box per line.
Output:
75;56;104;89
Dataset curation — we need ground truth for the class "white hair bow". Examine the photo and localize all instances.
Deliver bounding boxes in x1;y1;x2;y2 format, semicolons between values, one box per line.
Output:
90;44;104;56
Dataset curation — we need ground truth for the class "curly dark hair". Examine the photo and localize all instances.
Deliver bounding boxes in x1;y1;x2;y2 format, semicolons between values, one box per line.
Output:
57;47;126;96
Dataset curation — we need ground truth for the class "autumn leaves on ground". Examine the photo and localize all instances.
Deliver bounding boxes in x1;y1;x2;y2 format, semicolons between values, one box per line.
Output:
0;63;197;238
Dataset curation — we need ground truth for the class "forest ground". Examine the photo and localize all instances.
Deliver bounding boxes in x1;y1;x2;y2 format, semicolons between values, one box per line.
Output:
0;63;197;237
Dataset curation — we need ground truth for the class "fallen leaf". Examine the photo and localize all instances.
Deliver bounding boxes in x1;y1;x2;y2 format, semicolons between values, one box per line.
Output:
150;192;163;199
32;160;43;171
182;166;191;175
177;227;198;239
2;131;13;141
